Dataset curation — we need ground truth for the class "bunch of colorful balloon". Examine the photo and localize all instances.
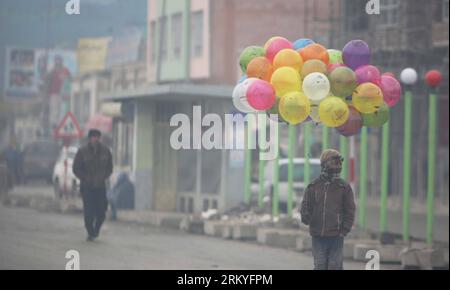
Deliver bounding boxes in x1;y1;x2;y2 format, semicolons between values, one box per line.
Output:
232;37;403;136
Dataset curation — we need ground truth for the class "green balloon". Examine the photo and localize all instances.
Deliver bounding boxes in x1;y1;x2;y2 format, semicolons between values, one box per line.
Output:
362;103;390;127
266;97;288;124
327;49;343;65
239;46;266;74
329;67;358;98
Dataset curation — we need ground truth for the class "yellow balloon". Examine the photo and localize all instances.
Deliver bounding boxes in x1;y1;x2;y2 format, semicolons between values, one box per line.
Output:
279;92;311;125
273;49;304;72
270;67;302;97
352;83;384;114
318;96;350;127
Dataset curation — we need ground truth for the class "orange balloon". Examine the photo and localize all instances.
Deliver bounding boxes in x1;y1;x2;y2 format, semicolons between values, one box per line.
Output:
299;43;329;65
300;59;328;79
246;57;273;82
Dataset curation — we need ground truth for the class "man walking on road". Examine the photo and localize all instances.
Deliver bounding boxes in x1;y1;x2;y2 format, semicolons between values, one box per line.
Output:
73;129;113;241
300;149;356;270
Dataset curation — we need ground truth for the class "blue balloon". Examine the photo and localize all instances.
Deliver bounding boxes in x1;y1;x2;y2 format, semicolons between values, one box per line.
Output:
237;75;247;84
293;38;315;51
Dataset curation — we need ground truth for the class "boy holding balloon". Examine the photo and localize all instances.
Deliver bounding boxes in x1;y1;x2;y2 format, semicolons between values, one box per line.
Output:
300;149;356;270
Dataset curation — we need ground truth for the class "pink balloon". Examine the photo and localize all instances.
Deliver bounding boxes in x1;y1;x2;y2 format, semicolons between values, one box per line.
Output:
336;106;363;137
355;65;381;84
246;79;276;110
266;38;293;62
376;75;402;107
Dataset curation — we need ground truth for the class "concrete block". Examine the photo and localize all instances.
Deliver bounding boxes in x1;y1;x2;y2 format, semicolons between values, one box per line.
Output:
274;229;302;249
401;248;448;270
344;239;378;259
204;221;226;237
180;218;204;235
354;243;405;264
222;224;233;239
346;227;372;240
232;223;258;240
257;228;279;245
295;235;312;252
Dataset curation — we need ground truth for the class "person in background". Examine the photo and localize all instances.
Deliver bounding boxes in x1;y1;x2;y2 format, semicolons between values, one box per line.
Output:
73;129;113;242
300;149;356;270
107;172;135;221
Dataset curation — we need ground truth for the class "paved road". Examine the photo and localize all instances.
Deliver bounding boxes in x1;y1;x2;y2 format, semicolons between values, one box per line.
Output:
0;205;388;270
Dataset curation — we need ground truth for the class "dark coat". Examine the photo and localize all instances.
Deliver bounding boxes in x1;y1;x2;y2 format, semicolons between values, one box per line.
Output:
300;176;356;237
73;142;113;191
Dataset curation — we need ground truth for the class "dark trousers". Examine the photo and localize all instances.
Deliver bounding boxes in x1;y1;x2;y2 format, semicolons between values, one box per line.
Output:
312;236;344;270
81;187;107;238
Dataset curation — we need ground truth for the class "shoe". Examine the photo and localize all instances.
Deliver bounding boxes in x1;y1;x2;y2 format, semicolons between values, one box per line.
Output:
87;236;95;242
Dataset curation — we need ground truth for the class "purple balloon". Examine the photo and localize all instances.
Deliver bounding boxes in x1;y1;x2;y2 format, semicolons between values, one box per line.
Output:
355;65;381;84
375;75;402;107
343;40;371;71
336;106;363;137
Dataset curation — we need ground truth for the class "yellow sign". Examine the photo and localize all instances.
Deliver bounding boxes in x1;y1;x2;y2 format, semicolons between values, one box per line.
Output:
77;37;111;74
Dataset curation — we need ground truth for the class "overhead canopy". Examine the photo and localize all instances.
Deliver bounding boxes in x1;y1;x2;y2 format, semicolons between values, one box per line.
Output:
100;83;234;102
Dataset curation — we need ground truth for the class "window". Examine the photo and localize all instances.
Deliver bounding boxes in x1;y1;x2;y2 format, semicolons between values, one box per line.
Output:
171;13;182;59
380;0;400;26
346;0;369;32
150;21;157;63
191;11;204;58
160;16;168;61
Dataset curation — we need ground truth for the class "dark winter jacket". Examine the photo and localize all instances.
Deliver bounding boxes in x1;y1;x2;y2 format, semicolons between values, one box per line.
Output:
73;142;113;191
300;175;356;237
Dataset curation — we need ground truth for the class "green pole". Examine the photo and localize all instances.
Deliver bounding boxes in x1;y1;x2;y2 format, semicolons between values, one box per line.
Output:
426;91;438;245
272;122;280;218
258;115;266;209
244;115;253;204
339;136;348;181
403;91;413;242
359;127;368;228
304;123;312;186
380;121;390;233
287;124;295;217
322;126;329;151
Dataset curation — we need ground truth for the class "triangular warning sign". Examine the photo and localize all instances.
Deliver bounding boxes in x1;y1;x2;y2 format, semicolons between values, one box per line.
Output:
54;111;83;139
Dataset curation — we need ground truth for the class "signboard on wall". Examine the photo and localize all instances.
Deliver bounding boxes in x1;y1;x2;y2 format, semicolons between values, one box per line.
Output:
4;47;77;100
77;37;111;74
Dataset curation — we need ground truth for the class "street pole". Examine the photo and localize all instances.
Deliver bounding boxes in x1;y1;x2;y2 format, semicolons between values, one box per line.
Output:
426;91;438;245
272;122;280;218
304;123;312;186
244;115;253;204
339;136;348;181
359;127;368;228
258;115;266;209
402;91;413;242
380;121;390;233
287;124;295;217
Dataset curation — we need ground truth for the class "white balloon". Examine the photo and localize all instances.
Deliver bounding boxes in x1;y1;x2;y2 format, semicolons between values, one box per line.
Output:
400;68;418;85
302;72;330;102
232;78;257;113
